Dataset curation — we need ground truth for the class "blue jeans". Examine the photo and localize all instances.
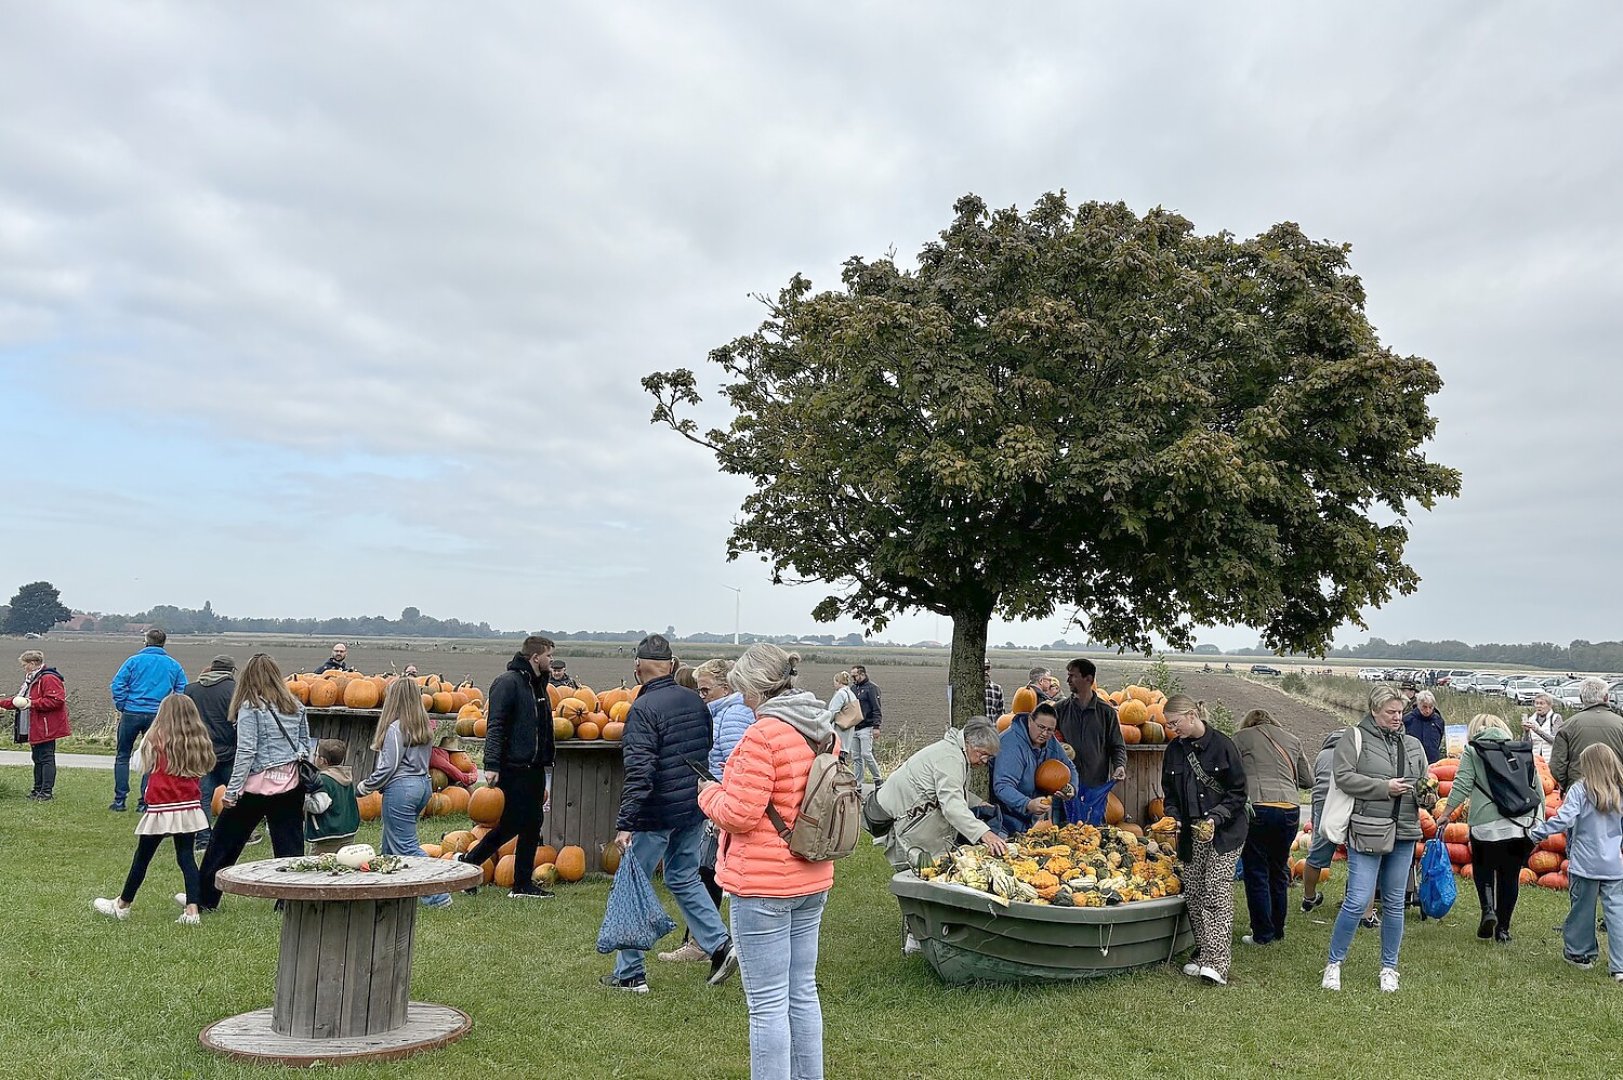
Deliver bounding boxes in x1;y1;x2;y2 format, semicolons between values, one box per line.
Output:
113;711;156;805
847;729;882;788
1564;875;1623;972
1328;846;1412;967
613;821;727;981
381;776;448;905
732;891;827;1080
1242;805;1299;943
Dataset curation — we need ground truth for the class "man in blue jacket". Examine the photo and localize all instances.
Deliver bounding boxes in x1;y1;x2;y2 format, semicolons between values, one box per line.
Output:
1403;690;1447;764
991;702;1079;835
108;627;187;811
606;634;735;993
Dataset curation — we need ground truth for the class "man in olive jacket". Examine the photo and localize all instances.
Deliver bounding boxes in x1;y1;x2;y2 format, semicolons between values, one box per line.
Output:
460;635;556;898
1551;677;1623;792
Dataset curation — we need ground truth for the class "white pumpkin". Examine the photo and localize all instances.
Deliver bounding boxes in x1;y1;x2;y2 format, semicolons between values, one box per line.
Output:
336;843;377;869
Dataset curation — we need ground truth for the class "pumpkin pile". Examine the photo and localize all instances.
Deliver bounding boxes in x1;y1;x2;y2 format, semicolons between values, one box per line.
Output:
286;671;484;715
1430;755;1569;889
992;684;1169;747
548;683;634;743
917;821;1182;907
429;825;592;888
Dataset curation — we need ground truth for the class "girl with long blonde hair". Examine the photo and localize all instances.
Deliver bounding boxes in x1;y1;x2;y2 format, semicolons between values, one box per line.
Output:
358;677;449;907
1532;743;1623;976
94;694;215;925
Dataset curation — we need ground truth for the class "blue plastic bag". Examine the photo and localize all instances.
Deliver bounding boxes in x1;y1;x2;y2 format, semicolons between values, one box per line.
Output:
596;851;678;954
1418;837;1456;919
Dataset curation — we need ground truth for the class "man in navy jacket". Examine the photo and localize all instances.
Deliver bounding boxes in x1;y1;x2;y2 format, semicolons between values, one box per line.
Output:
606;634;735;993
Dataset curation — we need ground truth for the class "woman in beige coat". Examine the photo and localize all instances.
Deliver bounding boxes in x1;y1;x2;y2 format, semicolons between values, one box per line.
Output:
1233;710;1313;945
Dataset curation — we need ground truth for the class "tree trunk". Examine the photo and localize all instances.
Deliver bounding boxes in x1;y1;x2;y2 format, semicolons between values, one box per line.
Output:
947;610;991;730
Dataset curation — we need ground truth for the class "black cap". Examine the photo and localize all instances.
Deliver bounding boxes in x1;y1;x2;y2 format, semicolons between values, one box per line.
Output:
1401;680;1418;691
550;659;567;670
636;634;673;661
209;654;236;672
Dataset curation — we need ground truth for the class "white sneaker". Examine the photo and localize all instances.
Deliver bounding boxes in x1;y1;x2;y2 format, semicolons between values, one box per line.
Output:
177;912;201;926
1321;962;1342;991
1198;966;1227;986
1379;967;1400;993
93;898;129;920
902;933;922;956
1181;962;1201;977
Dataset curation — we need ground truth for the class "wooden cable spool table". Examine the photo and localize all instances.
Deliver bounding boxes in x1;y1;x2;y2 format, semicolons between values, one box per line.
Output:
200;856;481;1067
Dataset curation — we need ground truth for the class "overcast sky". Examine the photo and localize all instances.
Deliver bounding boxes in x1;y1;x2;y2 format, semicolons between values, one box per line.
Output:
3;2;1620;650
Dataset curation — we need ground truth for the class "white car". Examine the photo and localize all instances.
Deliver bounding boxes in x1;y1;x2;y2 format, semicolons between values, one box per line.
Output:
1556;681;1587;708
1357;668;1387;682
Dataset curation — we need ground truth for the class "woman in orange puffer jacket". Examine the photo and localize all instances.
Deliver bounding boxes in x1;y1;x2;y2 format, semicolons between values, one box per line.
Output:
698;643;835;1080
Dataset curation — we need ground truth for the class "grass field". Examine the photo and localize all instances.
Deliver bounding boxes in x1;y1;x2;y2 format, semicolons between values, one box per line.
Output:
7;768;1623;1079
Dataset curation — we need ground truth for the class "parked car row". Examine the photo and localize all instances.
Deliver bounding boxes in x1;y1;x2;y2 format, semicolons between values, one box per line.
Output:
1352;668;1623;709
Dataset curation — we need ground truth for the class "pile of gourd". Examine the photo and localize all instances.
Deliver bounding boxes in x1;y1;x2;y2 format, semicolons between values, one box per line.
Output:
918;822;1182;907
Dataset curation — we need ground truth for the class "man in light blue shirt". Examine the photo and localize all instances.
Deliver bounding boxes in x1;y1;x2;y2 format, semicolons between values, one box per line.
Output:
108;627;187;811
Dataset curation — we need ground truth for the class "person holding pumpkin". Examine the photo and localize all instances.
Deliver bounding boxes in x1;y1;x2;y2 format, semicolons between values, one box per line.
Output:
196;654;311;911
1233;709;1312;946
1320;685;1431;993
358;678;450;907
991;701;1078;835
1530;743;1623;977
1161;695;1249;985
1433;713;1545;942
94;693;214;924
3;648;69;800
698;643;836;1080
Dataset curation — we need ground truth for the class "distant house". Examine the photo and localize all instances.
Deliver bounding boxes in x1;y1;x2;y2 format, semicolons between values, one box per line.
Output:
55;614;98;632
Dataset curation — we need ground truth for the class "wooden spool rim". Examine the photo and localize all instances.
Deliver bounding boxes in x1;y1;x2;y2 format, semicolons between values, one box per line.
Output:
216;857;481;901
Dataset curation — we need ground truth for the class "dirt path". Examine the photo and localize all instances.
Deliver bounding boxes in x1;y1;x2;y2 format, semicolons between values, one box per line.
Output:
1170;670;1349;748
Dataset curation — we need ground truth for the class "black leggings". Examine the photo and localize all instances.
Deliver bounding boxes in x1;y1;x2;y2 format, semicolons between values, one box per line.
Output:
122;833;200;906
32;740;57;794
197;789;306;908
1470;834;1535;931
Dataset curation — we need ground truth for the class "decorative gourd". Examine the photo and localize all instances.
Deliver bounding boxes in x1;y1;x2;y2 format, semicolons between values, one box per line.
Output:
358;792;382;821
468;786;505;825
602;721;625;742
1034;759;1071;795
1118;700;1149;726
308;680;341;708
1146;797;1165;821
429;768;449;792
1011;687;1039;715
555;845;587;882
336;844;376;869
1118;822;1144;838
553;717;574;740
1139;721;1166;744
600;842;621;875
533;863;560;887
576;721;601;742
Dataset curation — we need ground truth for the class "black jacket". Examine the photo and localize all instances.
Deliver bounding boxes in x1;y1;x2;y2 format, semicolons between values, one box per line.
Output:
1055;692;1126;787
853;680;882;731
1161;726;1249;860
184;675;237;763
1402;706;1446;764
317;658;353;673
484;655;555;773
616;674;711;832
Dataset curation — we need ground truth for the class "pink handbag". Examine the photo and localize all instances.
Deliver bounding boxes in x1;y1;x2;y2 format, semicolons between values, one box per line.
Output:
243;762;298;796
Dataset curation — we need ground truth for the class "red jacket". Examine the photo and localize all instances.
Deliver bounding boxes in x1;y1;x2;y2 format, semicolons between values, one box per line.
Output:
3;668;70;744
698;715;835;899
430;745;476;786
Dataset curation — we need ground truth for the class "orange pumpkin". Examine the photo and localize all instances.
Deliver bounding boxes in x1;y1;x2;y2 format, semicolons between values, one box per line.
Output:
1146;797;1165;821
996;713;1013;733
499;835;517;858
1430;760;1459;781
1104;792;1125;826
1011;686;1039;715
1128;685;1154;705
535;844;558;867
609;701;631;723
440;786;471;814
546;684;563;707
468;786;505;825
1418;808;1436;839
495;854;517;888
287;679;311;705
1117;700;1149;726
1446;842;1471;865
460;684;483;703
432;691;456;714
421;693;436;712
1118;822;1144;838
1528;850;1562;875
1519;868;1538;885
1538;871;1569;890
555;845;587;882
576;721;601;742
474;717;488;738
441;830;474;853
429;768;449;792
1034;759;1071;795
1536;832;1567;855
1442;822;1470;845
449;750;474;773
422;843;443;858
599;687;630;713
358;791;382;821
1120;723;1143;745
573;687;599;713
308;680;340;708
557;697;589;722
602;721;625;742
211;786;227;816
448;691;470;712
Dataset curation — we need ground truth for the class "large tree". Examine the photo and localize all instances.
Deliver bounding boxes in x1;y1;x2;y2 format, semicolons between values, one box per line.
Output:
4;581;72;636
645;193;1460;726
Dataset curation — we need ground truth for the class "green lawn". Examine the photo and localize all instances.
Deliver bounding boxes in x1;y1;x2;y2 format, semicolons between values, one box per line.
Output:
6;766;1623;1079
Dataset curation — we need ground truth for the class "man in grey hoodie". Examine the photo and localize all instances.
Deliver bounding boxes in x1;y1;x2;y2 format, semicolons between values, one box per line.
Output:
185;655;237;850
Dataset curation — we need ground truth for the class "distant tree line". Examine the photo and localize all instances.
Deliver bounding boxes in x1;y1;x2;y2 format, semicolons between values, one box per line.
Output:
1325;637;1623;671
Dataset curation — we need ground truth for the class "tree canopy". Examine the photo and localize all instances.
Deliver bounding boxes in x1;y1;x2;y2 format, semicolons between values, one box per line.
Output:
645;193;1460;725
4;582;72;636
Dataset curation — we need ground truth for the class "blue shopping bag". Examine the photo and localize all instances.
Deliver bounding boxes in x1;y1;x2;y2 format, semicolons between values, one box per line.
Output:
1418;837;1457;919
596;850;678;954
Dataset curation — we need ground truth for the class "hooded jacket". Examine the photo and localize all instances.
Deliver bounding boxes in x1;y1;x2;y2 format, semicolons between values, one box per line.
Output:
3;666;69;744
877;728;993;870
699;689;836;898
707;691;759;779
483;654;555;774
617;674;712;832
990;714;1079;835
184;670;237;764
